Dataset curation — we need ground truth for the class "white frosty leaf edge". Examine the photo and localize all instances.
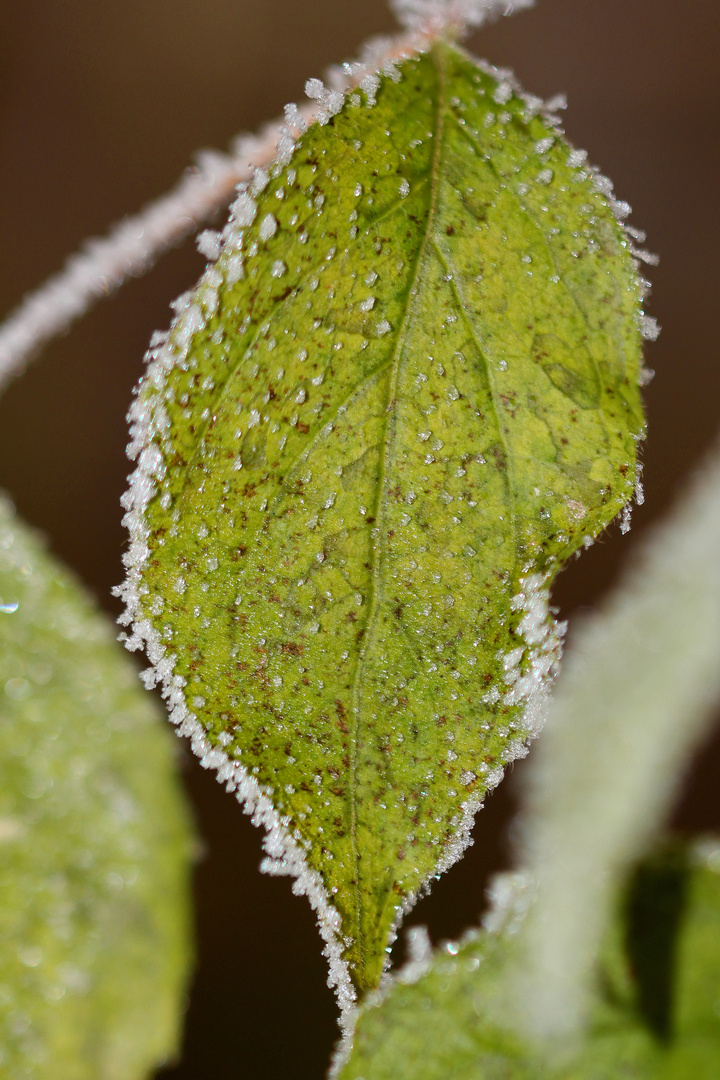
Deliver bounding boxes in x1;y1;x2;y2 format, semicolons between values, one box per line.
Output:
113;31;643;1026
385;572;565;935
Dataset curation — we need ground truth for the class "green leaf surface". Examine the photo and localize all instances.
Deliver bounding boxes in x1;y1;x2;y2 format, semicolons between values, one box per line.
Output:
337;839;720;1079
0;496;194;1079
121;40;644;999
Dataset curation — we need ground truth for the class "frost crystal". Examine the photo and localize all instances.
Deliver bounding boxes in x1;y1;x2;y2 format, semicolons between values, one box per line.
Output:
390;0;535;32
258;213;279;241
196;229;222;261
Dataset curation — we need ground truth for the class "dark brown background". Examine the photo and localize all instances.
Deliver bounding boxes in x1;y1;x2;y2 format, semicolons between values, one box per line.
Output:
0;1;718;1076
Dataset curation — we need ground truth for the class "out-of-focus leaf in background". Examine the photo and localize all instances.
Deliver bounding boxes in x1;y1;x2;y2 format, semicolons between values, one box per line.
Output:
0;495;194;1080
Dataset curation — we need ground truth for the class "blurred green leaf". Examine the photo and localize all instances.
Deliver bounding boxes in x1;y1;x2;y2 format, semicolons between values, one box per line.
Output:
123;40;644;995
337;839;720;1079
0;496;194;1079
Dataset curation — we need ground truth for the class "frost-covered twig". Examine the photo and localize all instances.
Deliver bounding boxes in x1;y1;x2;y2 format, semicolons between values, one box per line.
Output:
0;133;297;395
513;442;720;1040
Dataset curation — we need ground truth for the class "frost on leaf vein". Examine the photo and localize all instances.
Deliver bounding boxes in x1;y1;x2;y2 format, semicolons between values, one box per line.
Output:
117;35;645;1013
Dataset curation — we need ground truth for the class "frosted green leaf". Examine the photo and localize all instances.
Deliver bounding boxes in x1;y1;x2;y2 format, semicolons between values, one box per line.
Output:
0;496;194;1079
120;41;645;1002
336;839;720;1079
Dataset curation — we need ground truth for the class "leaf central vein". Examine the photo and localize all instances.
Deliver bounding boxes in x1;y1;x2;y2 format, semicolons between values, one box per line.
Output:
345;49;447;972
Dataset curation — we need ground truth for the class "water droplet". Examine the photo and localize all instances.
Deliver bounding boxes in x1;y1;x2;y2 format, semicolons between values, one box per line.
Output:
18;945;43;968
5;677;30;701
